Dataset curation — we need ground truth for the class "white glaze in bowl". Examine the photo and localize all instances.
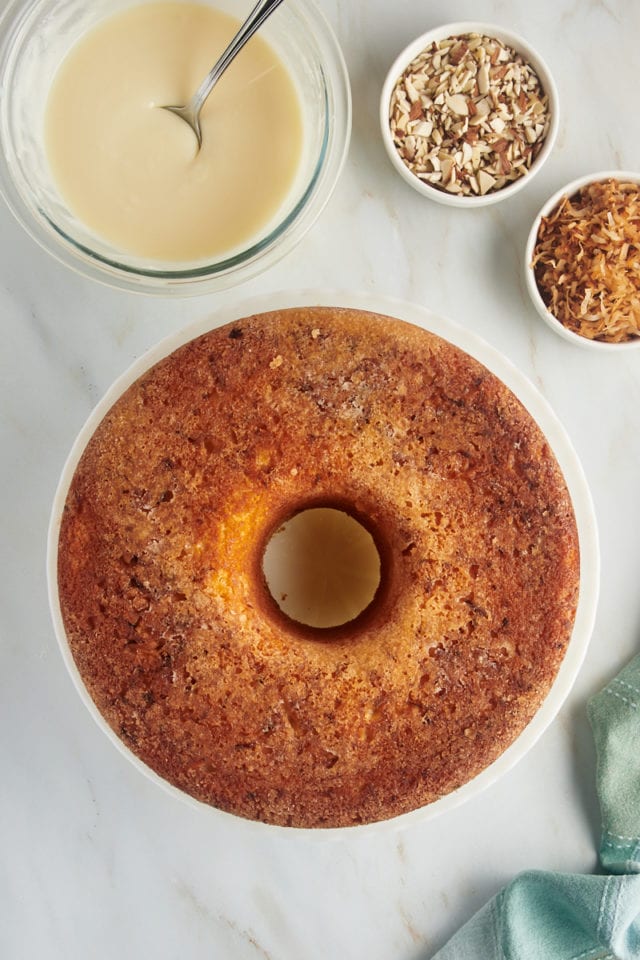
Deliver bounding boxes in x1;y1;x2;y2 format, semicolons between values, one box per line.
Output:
0;0;351;295
525;170;640;350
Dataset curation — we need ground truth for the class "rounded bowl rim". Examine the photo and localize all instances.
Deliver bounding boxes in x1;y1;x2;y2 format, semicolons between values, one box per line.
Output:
524;169;640;350
379;20;560;208
47;288;600;836
0;0;352;296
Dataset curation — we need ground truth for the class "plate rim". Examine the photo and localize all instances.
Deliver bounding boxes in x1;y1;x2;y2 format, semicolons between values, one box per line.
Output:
46;289;600;837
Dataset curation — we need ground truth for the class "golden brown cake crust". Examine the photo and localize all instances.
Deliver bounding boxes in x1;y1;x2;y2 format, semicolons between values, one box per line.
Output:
57;307;580;827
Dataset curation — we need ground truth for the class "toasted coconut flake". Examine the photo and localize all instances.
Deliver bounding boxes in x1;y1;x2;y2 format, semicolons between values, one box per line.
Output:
532;179;640;343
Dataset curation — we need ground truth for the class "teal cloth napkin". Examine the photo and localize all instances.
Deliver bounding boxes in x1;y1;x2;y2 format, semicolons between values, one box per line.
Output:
432;655;640;960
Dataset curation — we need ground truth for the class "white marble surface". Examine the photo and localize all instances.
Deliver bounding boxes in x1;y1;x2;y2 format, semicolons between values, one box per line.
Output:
2;0;640;957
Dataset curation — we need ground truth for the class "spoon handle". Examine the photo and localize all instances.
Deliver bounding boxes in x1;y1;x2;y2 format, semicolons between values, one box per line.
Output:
190;0;286;113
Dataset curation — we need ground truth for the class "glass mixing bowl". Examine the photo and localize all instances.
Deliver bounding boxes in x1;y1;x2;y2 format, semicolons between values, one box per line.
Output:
0;0;351;295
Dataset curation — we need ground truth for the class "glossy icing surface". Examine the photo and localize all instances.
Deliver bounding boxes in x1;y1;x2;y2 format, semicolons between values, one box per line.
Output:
45;2;303;261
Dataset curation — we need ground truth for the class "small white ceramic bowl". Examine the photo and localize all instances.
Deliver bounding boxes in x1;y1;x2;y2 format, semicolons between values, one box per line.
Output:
525;170;640;350
380;22;559;208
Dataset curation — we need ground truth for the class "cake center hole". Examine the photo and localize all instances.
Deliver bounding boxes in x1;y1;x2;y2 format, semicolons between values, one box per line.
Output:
262;508;381;629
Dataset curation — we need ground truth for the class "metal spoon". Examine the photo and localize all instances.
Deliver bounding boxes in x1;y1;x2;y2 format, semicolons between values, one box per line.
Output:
162;0;286;150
